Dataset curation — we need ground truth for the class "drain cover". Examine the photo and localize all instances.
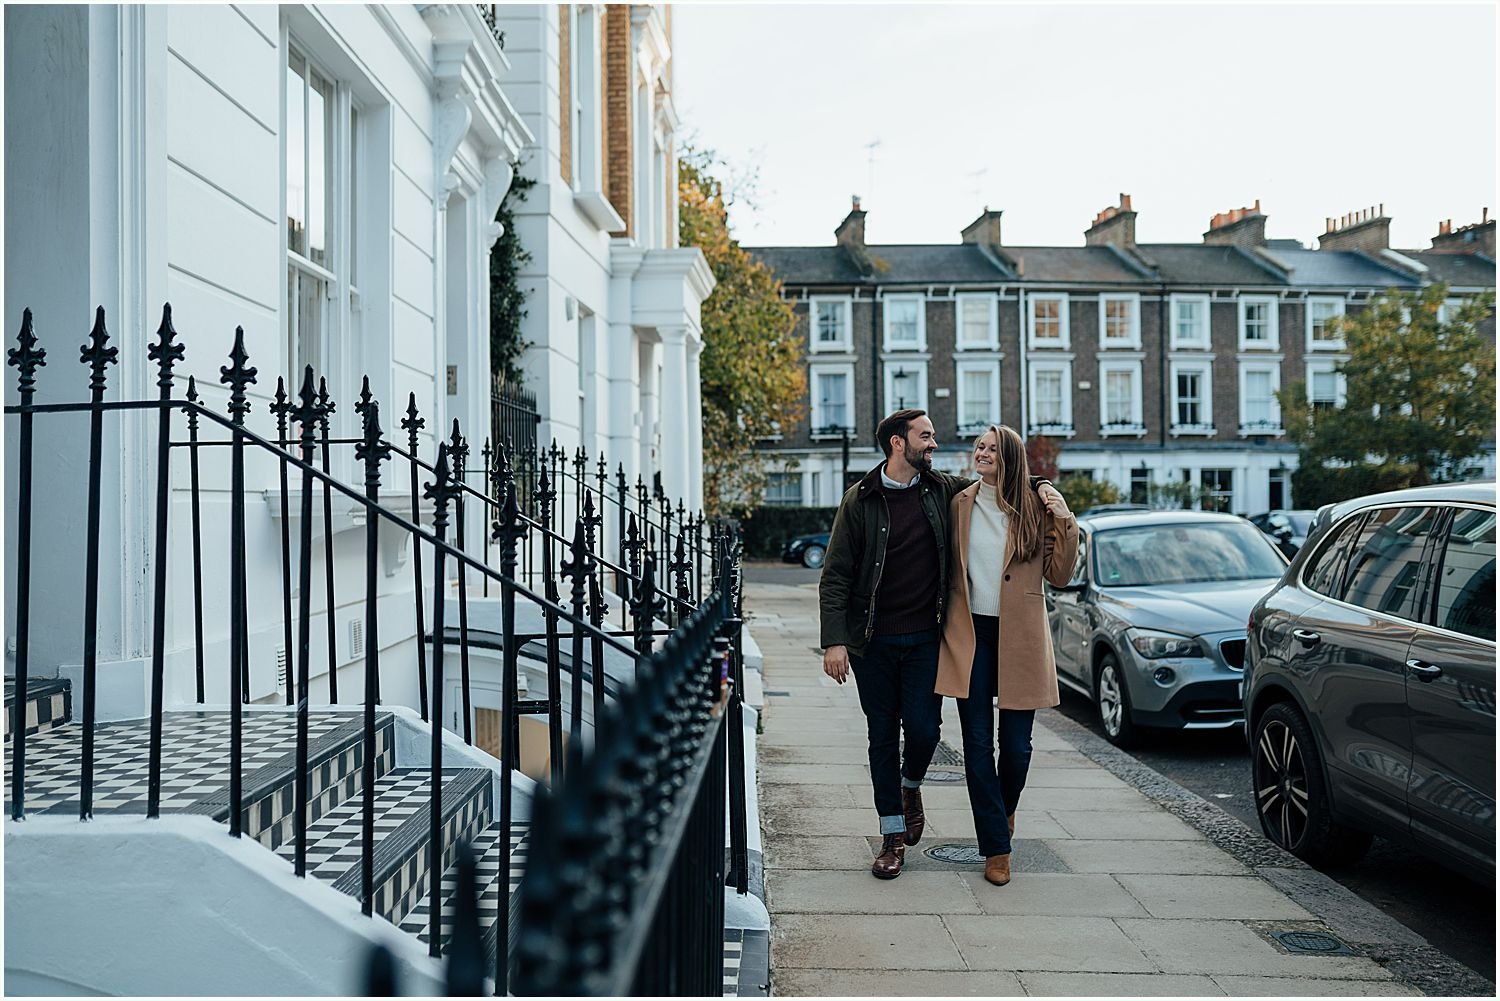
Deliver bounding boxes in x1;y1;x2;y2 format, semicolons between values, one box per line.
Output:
926;843;986;864
1273;930;1354;955
924;768;965;784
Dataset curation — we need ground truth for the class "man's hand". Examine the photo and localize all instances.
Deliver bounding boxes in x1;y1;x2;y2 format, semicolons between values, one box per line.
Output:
1039;482;1071;519
823;644;851;685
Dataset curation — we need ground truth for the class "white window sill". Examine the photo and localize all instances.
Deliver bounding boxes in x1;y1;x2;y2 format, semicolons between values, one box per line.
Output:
1170;425;1217;438
1028;424;1076;438
1099;424;1147;438
1238;424;1285;438
957;423;999;436
956;342;1001;353
574;190;626;232
1307;342;1347;352
1238;341;1279;352
1100;341;1143;352
809;342;854;355
810;430;855;442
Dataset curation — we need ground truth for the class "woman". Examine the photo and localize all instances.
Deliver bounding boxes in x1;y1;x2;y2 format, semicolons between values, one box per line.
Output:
935;425;1078;887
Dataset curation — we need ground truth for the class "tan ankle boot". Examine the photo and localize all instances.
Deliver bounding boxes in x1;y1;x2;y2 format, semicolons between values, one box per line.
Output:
984;853;1011;886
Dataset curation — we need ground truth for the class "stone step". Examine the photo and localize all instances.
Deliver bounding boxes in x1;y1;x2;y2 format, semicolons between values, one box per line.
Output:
3;677;72;740
274;765;493;928
398;820;530;968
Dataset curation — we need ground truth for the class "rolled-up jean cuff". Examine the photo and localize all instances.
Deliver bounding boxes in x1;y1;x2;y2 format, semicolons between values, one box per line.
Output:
879;814;907;835
900;776;923;789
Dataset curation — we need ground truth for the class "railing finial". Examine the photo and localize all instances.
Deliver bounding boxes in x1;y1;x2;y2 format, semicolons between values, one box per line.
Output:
424;443;461;536
400;391;425;448
219;326;258;424
316;375;336;432
8;308;46;396
449;418;468;478
356;398;392;488
354;374;374;418
79;306;118;397
147;303;185;393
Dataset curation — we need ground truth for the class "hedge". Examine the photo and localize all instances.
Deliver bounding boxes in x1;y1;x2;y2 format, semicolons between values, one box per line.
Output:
724;505;839;558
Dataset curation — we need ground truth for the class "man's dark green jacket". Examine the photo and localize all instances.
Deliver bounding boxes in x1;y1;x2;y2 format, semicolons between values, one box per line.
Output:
819;464;1044;655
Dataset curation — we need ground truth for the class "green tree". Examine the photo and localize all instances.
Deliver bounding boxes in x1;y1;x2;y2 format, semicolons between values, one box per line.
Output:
1056;474;1121;513
1280;283;1495;506
679;148;804;515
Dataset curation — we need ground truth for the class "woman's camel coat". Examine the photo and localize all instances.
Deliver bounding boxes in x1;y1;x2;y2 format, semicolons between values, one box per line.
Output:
935;481;1080;708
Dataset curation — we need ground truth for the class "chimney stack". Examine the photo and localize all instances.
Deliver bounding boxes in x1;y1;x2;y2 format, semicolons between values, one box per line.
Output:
1084;193;1137;249
960;207;1004;249
835;195;867;250
1203;199;1267;249
1428;210;1496;257
1317;204;1391;253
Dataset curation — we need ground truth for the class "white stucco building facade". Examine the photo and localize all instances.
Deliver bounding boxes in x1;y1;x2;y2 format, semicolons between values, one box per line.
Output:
495;4;714;513
4;4;530;715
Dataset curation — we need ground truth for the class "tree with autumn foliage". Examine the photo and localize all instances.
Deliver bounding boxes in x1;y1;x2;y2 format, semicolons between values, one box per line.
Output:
679;148;805;514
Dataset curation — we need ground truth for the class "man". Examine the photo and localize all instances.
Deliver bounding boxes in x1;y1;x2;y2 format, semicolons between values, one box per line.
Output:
819;409;1060;879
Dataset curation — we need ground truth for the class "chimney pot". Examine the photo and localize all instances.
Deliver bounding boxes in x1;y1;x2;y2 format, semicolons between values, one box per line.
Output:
1121;193;1132;211
1254;198;1261;212
1484;207;1490;224
852;195;862;211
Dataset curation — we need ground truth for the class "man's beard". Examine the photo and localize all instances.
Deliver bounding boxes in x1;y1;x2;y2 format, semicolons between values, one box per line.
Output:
905;441;933;473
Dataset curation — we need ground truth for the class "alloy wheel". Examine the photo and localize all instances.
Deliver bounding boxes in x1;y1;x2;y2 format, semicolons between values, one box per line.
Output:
1097;663;1123;737
1255;718;1311;851
802;544;826;569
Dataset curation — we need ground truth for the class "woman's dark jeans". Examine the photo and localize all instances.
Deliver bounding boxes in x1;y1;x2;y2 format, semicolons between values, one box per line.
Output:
849;628;943;835
955;614;1036;857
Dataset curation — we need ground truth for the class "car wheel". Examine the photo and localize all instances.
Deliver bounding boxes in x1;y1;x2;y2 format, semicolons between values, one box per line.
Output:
801;544;826;569
1095;653;1138;748
1252;702;1373;866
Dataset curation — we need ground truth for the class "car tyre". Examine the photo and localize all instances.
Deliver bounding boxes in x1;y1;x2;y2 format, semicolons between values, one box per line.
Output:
1252;701;1373;867
1094;653;1138;748
801;544;826;569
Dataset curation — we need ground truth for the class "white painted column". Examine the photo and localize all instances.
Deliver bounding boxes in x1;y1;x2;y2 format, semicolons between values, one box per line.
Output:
686;335;704;513
657;326;691;504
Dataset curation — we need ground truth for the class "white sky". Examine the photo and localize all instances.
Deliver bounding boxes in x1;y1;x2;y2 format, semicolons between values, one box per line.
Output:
672;2;1499;251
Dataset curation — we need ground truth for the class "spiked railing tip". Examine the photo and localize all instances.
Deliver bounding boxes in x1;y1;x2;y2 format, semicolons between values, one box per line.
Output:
147;302;185;392
220;326;258;423
8;307;47;395
355;375;374;416
79;306;118;396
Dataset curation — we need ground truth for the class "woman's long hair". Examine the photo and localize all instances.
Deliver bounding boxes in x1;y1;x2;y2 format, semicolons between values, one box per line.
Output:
985;424;1045;562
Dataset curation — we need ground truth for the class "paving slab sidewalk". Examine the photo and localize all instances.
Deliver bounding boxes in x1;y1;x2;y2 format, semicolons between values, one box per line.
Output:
748;579;1490;998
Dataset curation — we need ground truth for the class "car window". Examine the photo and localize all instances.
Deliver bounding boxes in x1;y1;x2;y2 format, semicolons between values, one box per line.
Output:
1431;508;1496;642
1340;507;1444;618
1303;513;1367;598
1090;522;1286;587
1066;533;1088;586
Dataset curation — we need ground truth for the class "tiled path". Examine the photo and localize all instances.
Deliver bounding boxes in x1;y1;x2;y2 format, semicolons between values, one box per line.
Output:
748;579;1424;997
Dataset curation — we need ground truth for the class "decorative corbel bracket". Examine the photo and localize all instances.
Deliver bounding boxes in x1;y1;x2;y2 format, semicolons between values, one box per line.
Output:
482;156;515;247
433;37;473;196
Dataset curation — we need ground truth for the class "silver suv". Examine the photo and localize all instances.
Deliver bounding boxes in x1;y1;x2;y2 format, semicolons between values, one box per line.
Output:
1046;510;1289;747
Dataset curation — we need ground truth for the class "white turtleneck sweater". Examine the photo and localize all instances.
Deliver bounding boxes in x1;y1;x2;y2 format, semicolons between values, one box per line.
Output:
967;484;1010;617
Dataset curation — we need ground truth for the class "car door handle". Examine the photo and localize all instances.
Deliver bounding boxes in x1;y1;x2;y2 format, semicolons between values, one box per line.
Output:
1292;628;1321;646
1406;659;1444;681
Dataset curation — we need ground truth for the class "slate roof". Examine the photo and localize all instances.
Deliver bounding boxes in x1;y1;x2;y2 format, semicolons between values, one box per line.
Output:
1400;251;1497;289
749;240;1492;292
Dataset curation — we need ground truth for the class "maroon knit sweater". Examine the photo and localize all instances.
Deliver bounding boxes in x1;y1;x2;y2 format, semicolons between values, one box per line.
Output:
872;482;940;635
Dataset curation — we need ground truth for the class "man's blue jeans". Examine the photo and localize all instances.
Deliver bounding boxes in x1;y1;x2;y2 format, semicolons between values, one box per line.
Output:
849;628;943;835
956;614;1036;857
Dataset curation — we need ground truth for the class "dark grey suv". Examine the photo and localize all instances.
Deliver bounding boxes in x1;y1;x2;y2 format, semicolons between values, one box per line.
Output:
1244;482;1496;882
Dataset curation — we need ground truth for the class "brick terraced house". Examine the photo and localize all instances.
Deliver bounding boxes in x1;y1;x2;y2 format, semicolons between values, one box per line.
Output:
748;198;1495;514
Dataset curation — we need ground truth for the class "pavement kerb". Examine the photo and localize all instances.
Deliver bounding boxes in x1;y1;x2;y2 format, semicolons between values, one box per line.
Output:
1039;707;1495;998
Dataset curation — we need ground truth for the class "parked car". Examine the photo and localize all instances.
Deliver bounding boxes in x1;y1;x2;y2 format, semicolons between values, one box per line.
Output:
1249;509;1317;555
1243;482;1495;881
1046;509;1289;747
781;532;830;569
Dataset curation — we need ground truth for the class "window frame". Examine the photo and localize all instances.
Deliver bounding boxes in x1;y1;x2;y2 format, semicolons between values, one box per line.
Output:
955;293;999;350
1423;503;1498;643
1238;360;1283;435
763;471;803;507
1098;358;1144;436
808;296;853;354
1027;293;1070;350
1169;293;1211;349
809;361;856;439
1305;356;1347;411
955;358;1001;435
883;359;928;413
1237;294;1281;352
1169;358;1214;436
1027;359;1074;436
881;293;926;352
1305;295;1346;351
1099;293;1142;350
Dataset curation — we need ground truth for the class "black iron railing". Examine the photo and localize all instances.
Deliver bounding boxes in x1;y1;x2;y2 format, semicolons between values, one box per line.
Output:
5;304;747;995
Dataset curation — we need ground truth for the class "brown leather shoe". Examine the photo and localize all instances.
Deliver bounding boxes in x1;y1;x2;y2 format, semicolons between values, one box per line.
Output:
1008;813;1016;837
984;853;1012;886
872;833;906;879
901;787;926;846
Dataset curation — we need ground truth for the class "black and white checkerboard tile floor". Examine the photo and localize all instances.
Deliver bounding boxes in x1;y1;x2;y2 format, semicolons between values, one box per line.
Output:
722;928;770;996
4;711;351;816
4;678;71;739
398;822;531;950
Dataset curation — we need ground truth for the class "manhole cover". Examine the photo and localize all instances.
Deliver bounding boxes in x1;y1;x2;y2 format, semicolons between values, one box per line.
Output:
1272;930;1354;955
924;768;965;783
926;843;986;864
